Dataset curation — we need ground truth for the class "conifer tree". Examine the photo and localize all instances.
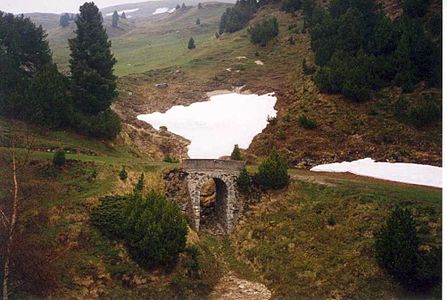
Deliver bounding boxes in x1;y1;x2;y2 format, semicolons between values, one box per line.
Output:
59;13;70;27
188;37;196;49
196;17;201;25
255;148;289;189
182;3;187;9
236;168;251;193
0;12;52;117
176;4;181;9
112;10;119;27
231;144;242;160
69;2;118;115
198;2;203;9
121;12;127;19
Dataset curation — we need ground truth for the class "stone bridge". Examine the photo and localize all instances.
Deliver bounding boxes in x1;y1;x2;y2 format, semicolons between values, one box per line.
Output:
183;159;245;233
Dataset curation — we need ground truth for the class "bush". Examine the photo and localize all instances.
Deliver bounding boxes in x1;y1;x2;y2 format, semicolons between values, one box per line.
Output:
123;191;188;267
248;17;279;46
255;149;289;189
91;191;188;268
91;195;128;239
134;173;144;193
164;155;179;163
327;215;336;226
394;96;441;127
281;0;301;12
119;166;128;180
407;98;442;127
375;207;441;291
52;149;66;167
231;144;242;160
188;37;196;49
236;168;251;193
74;109;121;139
267;116;277;125
299;114;317;129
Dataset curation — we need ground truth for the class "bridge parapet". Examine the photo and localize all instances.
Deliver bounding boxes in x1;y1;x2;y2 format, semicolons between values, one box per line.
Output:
182;159;245;173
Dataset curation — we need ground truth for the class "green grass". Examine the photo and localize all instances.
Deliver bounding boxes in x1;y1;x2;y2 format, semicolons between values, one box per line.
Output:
231;179;441;299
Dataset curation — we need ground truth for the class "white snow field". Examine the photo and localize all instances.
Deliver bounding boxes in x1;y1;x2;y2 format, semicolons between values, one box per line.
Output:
153;7;170;15
311;158;442;188
137;92;277;158
106;8;139;17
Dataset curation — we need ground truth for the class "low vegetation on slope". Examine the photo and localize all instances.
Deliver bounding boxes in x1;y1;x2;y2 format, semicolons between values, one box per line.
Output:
231;179;441;298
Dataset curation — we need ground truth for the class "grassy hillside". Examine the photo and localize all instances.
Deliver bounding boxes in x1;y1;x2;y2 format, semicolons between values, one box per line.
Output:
0;0;442;298
45;2;233;75
0;118;441;299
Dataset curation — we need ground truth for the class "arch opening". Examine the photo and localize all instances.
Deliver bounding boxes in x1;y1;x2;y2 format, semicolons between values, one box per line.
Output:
198;177;228;232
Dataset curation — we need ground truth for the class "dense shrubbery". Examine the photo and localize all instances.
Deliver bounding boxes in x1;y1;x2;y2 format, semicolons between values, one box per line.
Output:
92;190;188;268
298;114;317;129
219;0;257;33
394;95;441;127
281;0;301;13
297;0;441;101
255;149;289;189
91;195;128;239
375;208;441;291
123;191;188;267
74;109;122;139
248;17;279;46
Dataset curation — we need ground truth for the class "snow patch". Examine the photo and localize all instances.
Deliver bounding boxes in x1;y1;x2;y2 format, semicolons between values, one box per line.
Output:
106;8;139;16
137;92;277;158
236;56;247;59
311;158;442;188
153;7;170;15
255;60;264;65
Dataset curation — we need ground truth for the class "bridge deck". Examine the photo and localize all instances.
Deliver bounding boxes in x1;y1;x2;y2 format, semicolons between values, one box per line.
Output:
182;159;245;172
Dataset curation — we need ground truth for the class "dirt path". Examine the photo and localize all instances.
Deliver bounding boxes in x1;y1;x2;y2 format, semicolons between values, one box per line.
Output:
210;272;271;300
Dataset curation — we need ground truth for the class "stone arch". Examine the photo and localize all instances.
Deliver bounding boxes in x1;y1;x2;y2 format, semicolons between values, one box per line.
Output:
189;173;236;232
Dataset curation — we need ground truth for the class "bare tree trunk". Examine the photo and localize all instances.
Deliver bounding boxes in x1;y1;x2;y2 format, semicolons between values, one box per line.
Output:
2;145;18;300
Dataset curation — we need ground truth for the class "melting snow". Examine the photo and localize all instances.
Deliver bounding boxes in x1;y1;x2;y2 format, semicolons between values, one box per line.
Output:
255;60;264;65
153;7;170;15
106;8;139;16
311;158;442;188
137;92;277;158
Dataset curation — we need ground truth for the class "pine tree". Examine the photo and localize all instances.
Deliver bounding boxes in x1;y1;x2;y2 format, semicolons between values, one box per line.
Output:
121;12;127;19
0;12;52;117
134;173;144;193
231;144;242;160
53;149;66;167
255;148;289;189
176;4;181;9
188;37;196;49
198;2;203;9
236;168;251;193
112;10;119;27
69;2;118;115
59;13;70;27
196;18;201;25
119;166;128;180
182;3;187;9
27;64;71;128
375;207;420;287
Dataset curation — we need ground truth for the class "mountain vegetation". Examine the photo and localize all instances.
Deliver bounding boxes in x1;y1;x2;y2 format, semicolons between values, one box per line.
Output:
0;0;442;298
0;3;120;139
